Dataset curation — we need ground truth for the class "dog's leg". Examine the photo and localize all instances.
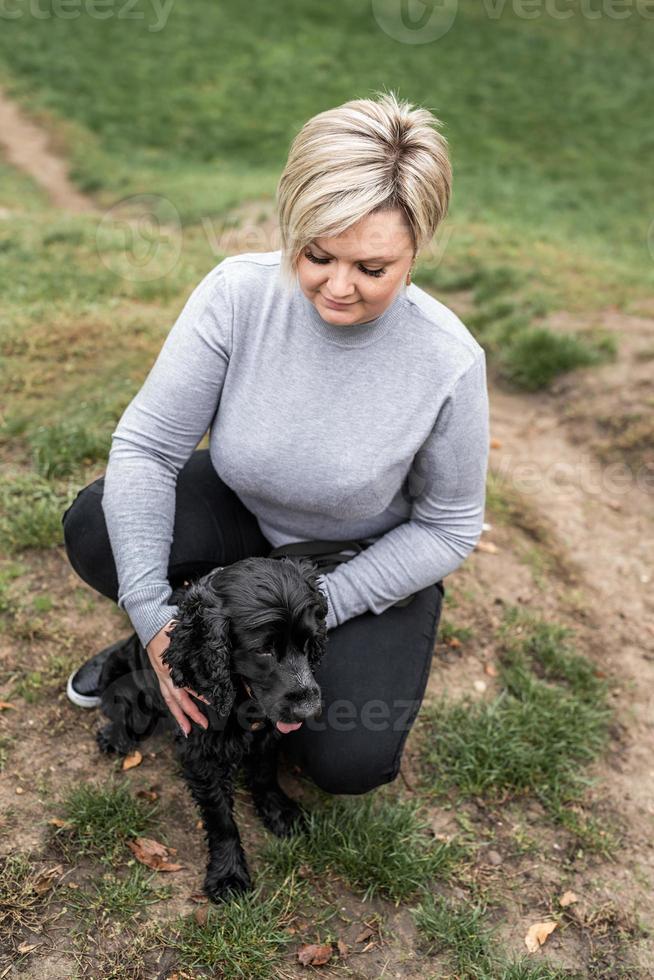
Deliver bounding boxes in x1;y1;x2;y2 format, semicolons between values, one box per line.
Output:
180;748;252;903
244;731;308;838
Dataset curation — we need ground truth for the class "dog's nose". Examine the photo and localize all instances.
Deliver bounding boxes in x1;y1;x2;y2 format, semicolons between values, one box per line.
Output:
288;686;322;721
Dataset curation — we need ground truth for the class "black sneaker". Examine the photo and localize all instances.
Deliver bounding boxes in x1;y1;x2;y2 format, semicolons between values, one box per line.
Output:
66;635;136;709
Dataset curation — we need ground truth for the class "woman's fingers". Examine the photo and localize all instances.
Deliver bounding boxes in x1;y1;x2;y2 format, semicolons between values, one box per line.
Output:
158;677;209;734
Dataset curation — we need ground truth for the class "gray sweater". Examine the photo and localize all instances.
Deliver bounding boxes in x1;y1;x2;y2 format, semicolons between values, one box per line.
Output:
102;250;490;647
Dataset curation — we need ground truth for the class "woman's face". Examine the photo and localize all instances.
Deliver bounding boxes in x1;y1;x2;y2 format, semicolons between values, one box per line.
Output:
296;208;415;326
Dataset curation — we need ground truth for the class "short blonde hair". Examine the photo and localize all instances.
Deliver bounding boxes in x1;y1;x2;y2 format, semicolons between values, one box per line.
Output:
275;90;452;285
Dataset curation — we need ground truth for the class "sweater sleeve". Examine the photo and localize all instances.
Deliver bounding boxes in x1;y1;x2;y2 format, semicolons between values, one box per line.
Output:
315;351;489;631
101;266;233;648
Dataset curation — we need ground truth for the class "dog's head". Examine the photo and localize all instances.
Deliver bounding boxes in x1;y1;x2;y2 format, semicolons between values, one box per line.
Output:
162;556;327;732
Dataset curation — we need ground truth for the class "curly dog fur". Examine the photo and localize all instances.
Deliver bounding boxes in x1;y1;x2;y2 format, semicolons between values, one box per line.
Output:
94;555;328;903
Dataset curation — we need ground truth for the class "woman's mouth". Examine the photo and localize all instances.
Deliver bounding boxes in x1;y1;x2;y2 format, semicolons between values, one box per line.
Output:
321;296;356;310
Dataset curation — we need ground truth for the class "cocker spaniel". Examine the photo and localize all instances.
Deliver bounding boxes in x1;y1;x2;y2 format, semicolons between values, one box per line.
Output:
94;556;328;903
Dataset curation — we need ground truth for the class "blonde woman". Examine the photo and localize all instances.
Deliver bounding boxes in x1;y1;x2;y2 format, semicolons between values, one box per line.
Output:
63;91;489;795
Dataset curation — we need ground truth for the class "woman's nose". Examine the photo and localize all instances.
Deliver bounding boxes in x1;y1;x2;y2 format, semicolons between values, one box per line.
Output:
326;264;356;298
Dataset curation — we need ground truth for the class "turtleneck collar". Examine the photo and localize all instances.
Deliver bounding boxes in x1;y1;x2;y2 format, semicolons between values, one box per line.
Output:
298;285;407;348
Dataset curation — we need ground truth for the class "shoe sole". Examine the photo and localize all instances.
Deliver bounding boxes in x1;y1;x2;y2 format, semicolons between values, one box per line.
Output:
66;669;101;709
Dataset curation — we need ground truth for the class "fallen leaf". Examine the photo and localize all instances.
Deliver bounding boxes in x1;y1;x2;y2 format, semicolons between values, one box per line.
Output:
32;866;63;895
336;938;349;958
136;788;158;801
475;540;499;555
48;818;69;829
17;943;38;954
127;837;183;872
525;921;557;953
122;750;143;770
447;636;461;648
559;891;579;907
484;662;498;677
355;926;374;943
297;943;332;967
194;906;208;927
491;438;502;449
189;892;208;904
0;701;16;710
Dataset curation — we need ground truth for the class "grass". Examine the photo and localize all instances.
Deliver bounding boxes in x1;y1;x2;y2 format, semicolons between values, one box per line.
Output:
0;853;59;968
261;793;463;904
161;873;306;980
65;863;172;926
0;469;71;555
54;782;160;866
418;609;613;844
412;892;574;979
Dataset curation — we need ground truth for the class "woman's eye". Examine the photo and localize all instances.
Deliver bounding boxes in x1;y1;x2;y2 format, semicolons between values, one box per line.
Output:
304;249;386;278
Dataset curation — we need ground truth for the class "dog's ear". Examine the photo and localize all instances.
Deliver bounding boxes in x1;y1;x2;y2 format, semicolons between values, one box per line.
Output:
306;581;329;671
162;580;236;718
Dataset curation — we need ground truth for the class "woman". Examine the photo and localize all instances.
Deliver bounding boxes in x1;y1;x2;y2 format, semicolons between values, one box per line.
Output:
63;91;489;795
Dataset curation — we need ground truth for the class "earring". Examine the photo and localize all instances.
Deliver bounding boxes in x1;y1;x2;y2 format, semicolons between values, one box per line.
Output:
406;267;414;286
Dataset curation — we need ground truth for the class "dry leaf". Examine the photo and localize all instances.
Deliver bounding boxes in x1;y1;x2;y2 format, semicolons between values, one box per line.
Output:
447;636;461;648
17;943;38;954
136;788;158;801
491;438;502;449
32;865;63;895
559;891;579;907
194;906;208;927
475;540;499;555
122;750;143;770
355;926;374;943
0;701;16;710
48;817;70;829
525;921;557;953
297;943;332;967
484;662;498;677
189;892;208;904
336;938;349;958
127;837;182;872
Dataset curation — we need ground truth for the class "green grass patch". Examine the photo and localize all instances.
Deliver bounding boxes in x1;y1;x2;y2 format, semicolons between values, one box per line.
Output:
412;893;575;979
29;420;112;479
0;469;70;554
418;609;612;841
161;874;304;980
261;794;463;904
55;782;160;866
66;863;172;926
496;327;616;391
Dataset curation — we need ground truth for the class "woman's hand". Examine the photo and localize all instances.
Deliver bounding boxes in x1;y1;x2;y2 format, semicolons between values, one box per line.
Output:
146;619;211;737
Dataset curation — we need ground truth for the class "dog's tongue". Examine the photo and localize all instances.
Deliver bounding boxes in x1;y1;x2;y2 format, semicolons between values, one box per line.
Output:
275;720;303;734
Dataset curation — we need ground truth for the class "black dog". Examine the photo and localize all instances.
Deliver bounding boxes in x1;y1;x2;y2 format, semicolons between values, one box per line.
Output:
95;556;328;903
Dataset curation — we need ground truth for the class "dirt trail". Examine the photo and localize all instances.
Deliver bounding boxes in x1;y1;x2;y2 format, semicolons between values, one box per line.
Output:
489;380;654;810
0;88;96;212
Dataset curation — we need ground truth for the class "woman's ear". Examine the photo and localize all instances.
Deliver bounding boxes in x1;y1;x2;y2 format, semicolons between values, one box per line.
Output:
162;581;236;717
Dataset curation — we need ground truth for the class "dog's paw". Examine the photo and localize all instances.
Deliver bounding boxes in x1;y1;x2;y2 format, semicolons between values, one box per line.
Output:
95;725;118;754
254;791;308;838
204;867;252;904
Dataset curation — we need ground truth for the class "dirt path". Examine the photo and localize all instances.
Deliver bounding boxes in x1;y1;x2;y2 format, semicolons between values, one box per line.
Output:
0;88;96;212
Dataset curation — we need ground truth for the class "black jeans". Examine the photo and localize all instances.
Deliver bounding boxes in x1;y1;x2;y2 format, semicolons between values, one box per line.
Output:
62;450;444;795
